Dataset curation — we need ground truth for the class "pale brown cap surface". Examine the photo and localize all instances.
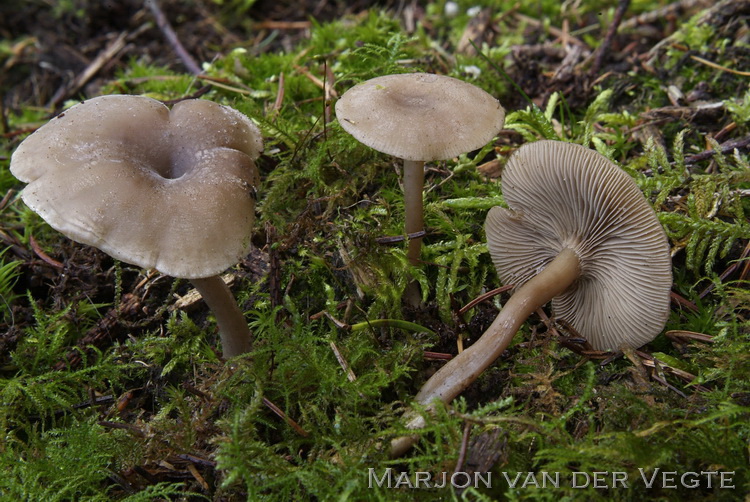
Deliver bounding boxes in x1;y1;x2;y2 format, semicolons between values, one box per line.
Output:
485;140;672;350
10;95;262;279
334;73;505;161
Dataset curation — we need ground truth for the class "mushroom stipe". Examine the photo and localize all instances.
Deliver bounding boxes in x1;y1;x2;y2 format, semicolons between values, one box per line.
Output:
390;140;673;456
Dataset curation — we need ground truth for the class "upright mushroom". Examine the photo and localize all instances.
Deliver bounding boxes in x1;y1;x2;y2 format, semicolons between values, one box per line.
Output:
391;139;672;455
334;73;505;303
10;95;262;358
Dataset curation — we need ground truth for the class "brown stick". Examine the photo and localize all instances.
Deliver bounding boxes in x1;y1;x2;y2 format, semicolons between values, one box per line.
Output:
682;135;750;165
621;0;711;30
49;32;128;108
145;0;202;76
263;397;309;437
454;421;472;473
590;0;631;79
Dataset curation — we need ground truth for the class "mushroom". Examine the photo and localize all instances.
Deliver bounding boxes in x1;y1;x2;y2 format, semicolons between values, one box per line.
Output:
334;73;505;303
391;139;672;456
9;95;262;358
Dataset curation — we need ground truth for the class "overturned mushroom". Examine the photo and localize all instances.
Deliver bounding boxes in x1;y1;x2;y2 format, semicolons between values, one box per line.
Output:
391;140;672;455
10;95;262;358
335;73;505;303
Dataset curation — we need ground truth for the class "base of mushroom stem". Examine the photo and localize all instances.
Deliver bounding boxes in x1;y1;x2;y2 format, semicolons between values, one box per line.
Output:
389;410;428;457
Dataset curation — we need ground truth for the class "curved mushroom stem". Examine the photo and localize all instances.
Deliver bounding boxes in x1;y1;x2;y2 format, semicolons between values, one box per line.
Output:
403;159;425;306
390;247;581;457
190;275;252;359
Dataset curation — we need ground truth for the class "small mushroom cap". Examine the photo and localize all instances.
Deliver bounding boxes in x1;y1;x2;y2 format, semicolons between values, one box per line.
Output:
485;140;672;350
334;73;505;161
10;95;262;279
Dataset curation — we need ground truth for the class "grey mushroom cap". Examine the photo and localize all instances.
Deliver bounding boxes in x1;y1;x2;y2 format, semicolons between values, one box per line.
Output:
10;95;262;279
485;140;672;351
334;73;505;161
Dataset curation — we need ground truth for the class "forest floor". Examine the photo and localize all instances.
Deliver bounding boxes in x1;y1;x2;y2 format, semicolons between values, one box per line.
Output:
1;0;749;501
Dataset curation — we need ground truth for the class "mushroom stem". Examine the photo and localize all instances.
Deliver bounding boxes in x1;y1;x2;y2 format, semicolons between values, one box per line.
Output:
403;159;425;266
403;159;425;306
390;247;581;457
190;275;252;358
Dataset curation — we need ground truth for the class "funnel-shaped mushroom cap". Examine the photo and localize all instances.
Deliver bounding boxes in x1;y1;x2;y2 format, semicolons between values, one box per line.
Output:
485;140;672;350
10;95;262;279
335;73;505;161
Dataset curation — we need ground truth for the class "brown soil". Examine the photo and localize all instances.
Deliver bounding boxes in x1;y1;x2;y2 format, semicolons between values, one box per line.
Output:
0;0;401;111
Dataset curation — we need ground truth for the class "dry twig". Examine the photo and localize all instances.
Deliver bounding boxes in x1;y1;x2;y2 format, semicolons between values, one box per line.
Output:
145;0;202;76
590;0;631;79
